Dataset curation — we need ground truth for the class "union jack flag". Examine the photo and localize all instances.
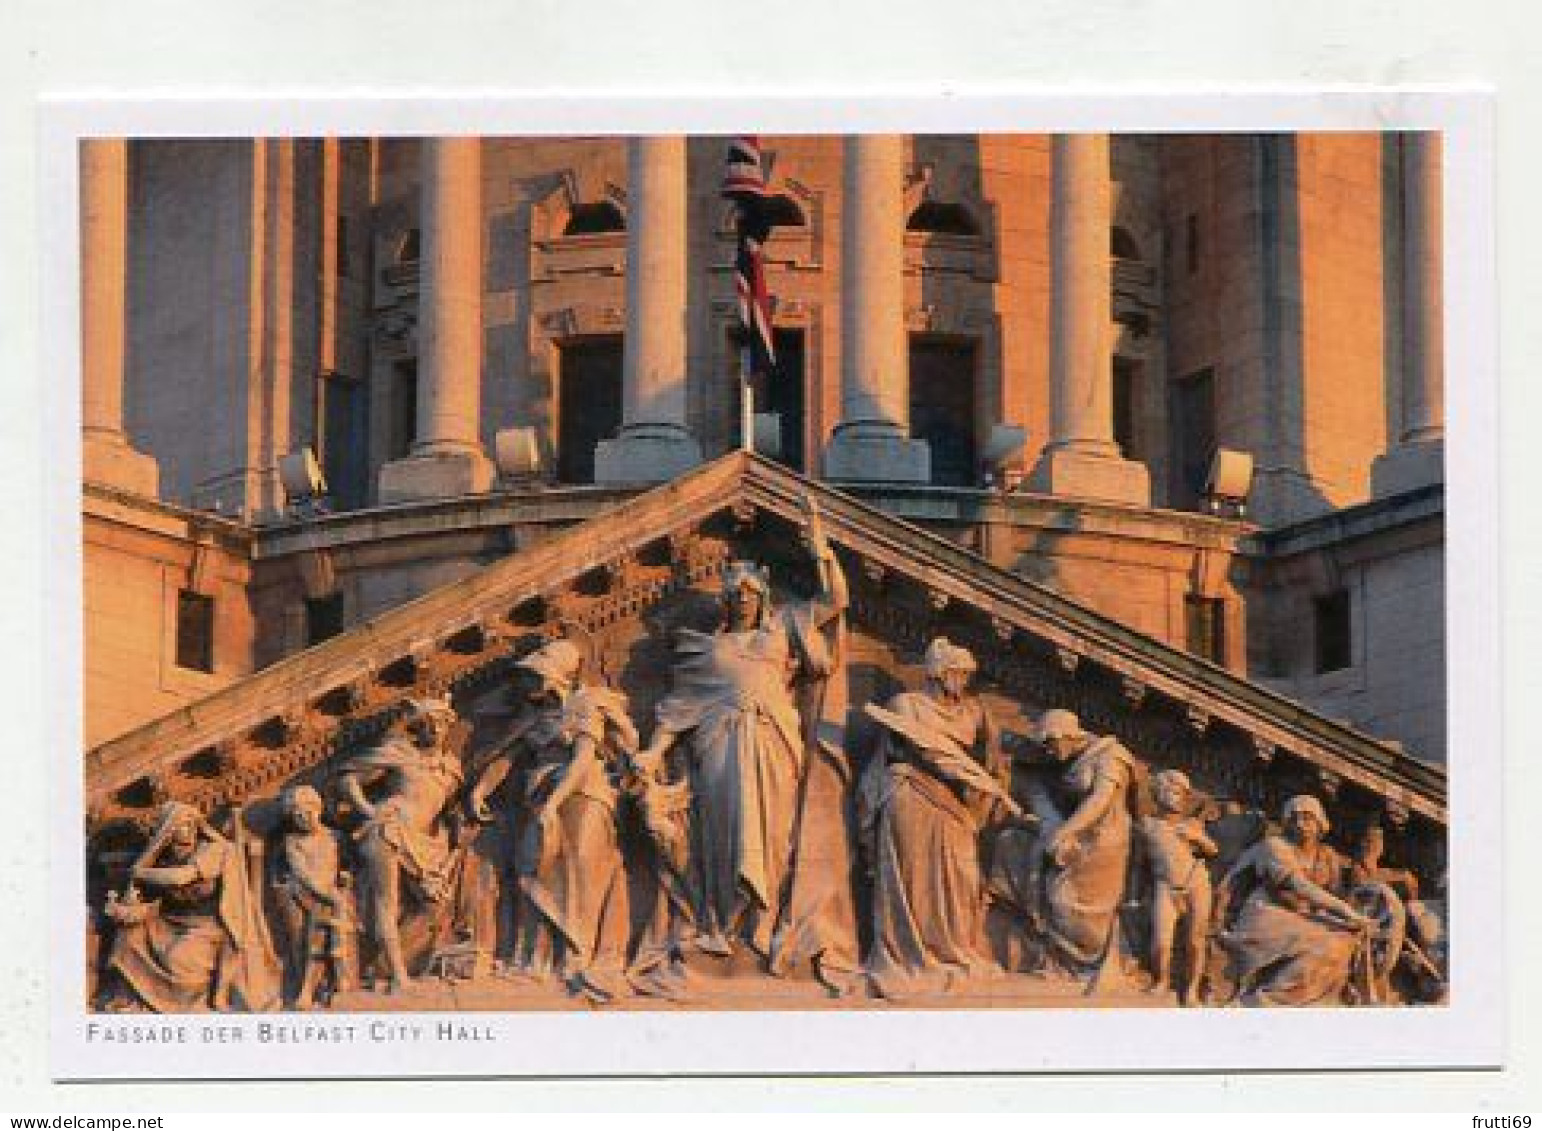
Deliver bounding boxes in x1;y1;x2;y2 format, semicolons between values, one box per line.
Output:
721;136;777;378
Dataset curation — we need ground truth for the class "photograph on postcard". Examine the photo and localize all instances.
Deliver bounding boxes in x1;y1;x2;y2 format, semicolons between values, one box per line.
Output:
59;113;1485;1075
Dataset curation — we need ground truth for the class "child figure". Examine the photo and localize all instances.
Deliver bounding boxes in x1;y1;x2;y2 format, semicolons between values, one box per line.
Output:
274;784;355;1009
1137;769;1219;1005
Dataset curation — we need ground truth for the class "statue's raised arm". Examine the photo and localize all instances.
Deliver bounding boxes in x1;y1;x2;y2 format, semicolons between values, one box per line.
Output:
800;495;847;625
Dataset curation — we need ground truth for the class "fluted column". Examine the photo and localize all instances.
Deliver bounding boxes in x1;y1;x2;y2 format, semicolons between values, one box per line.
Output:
594;135;701;484
81;139;159;496
1373;132;1444;497
1026;134;1149;505
379;138;494;502
823;134;929;483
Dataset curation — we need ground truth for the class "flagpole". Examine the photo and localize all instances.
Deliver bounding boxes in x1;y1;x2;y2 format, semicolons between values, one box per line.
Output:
740;344;755;453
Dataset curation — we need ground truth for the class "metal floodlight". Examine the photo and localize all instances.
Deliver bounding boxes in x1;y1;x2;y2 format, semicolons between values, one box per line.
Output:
493;426;544;482
278;448;329;516
1203;448;1254;517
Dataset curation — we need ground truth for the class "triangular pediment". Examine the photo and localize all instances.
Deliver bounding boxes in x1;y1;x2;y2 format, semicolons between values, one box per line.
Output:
88;452;1445;877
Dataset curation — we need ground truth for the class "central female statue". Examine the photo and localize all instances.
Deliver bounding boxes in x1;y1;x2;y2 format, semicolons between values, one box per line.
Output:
634;498;850;976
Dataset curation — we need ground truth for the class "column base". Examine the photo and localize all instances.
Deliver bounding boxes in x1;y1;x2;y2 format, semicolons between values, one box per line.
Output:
83;432;159;498
593;424;702;485
378;447;494;504
823;422;931;484
1371;439;1444;499
1025;444;1150;506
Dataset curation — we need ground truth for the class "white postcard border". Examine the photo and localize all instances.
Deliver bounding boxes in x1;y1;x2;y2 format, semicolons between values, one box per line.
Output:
42;88;1500;1080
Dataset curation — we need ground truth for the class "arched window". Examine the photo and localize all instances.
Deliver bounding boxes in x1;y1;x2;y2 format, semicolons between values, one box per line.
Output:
1110;225;1142;260
906;201;979;237
761;194;807;228
563;201;626;236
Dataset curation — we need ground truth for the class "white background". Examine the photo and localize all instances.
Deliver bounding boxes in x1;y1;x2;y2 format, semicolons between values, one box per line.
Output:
3;0;1539;1112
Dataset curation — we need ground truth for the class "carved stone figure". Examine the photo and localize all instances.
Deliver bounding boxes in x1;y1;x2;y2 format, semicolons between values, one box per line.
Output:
1214;794;1373;1006
1136;769;1217;1005
469;639;637;1002
633;497;853;982
858;637;1024;999
338;696;464;992
101;801;280;1013
271;784;355;1010
992;709;1136;978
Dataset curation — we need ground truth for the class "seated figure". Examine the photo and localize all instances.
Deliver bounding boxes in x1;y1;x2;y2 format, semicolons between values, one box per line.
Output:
1215;794;1373;1006
102;801;279;1013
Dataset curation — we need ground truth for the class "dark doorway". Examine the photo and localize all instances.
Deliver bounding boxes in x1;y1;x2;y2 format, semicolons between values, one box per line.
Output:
909;337;979;487
305;593;346;646
1168;367;1216;510
557;336;623;484
1113;356;1141;461
739;328;806;471
387;360;417;462
320;374;370;511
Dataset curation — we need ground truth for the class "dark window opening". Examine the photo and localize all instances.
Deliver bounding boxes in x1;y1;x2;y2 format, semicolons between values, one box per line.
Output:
761;195;807;228
909;337;979;487
175;590;215;673
1168;367;1216;510
320;374;369;510
1314;589;1353;674
305;593;346;646
396;227;420;264
557;337;624;483
336;215;351;278
1111;225;1142;260
563;201;626;236
1113;357;1141;460
1185;595;1227;665
735;327;806;471
1185;213;1200;275
906;201;979;237
388;361;418;461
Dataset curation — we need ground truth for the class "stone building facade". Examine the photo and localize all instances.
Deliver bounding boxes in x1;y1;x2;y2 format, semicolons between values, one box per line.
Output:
80;133;1446;761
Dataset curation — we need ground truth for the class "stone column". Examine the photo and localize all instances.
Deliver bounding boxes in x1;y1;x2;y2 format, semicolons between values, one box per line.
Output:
824;134;929;482
1026;134;1149;505
81;139;159;496
594;136;702;483
1373;132;1444;497
379;138;494;502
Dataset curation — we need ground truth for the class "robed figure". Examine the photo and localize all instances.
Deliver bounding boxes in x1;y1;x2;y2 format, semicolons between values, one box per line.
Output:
858;638;1025;999
635;498;855;985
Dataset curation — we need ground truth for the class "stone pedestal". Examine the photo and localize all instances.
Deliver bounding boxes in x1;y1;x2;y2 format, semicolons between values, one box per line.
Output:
1025;134;1149;506
1027;445;1150;506
378;138;494;503
824;422;930;483
81;139;160;497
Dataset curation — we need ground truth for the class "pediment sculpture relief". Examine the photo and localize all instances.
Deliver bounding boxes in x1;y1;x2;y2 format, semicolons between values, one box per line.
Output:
88;478;1447;1014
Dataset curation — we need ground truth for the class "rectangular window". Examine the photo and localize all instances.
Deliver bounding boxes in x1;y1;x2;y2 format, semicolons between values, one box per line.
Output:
908;336;979;487
1168;367;1217;510
336;214;351;279
557;336;624;484
732;327;807;471
305;593;346;646
388;361;418;461
1314;589;1353;674
1112;356;1140;460
175;590;215;673
1185;212;1200;275
1185;595;1226;665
